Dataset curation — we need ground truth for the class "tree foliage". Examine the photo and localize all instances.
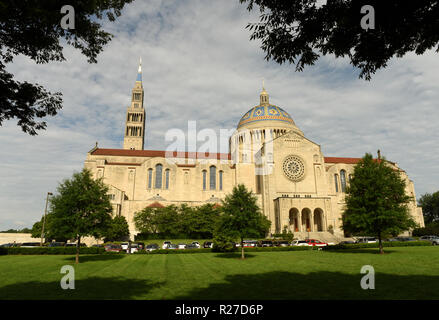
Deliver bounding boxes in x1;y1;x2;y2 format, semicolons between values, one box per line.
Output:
342;153;417;253
215;184;271;258
134;203;222;239
418;191;439;224
49;168;113;262
240;0;439;80
103;215;130;242
0;0;134;134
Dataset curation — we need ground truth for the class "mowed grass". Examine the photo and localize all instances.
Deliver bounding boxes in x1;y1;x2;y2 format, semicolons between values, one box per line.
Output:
0;247;438;300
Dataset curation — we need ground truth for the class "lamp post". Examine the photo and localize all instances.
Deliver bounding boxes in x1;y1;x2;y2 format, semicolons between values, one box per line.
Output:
40;192;53;246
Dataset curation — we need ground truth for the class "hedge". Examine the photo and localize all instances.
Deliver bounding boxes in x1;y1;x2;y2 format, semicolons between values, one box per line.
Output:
3;247;106;255
323;241;432;251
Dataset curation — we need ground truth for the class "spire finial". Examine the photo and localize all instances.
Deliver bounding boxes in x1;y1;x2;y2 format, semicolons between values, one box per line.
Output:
262;78;265;91
136;57;142;82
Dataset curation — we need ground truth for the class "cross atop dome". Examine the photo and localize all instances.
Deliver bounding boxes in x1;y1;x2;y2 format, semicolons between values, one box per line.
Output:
260;80;269;106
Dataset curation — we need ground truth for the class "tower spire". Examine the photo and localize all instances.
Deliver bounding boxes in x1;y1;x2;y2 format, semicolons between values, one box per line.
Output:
260;80;269;106
136;57;142;82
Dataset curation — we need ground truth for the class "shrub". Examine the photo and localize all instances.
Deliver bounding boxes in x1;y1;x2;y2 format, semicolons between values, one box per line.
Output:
212;233;237;253
412;222;439;237
323;241;432;251
5;247;106;255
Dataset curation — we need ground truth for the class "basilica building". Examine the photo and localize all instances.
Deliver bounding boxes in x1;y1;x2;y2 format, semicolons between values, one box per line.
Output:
84;62;425;241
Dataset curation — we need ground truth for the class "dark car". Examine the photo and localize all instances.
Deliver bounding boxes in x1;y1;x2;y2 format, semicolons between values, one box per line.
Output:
48;242;65;247
275;240;290;247
91;244;104;247
0;243;19;247
203;241;214;248
20;242;40;248
395;237;417;242
339;240;356;244
259;240;274;247
65;243;87;247
186;243;198;249
146;243;159;252
135;242;145;249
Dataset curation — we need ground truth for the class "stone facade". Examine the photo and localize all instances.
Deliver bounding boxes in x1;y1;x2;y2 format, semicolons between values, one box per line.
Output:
84;65;425;240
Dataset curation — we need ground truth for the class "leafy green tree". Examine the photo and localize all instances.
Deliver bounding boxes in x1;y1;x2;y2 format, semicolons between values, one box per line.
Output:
104;215;130;242
49;169;113;263
342;153;417;254
215;184;271;259
134;207;159;235
240;0;439;80
418;191;439;225
0;0;134;135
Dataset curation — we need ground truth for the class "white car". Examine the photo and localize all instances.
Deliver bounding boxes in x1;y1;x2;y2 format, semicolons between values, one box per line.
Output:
126;243;139;253
291;240;309;246
177;243;186;249
356;237;377;244
120;242;129;250
162;241;171;249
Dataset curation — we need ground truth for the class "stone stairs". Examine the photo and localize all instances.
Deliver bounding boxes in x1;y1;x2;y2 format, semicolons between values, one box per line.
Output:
292;231;350;244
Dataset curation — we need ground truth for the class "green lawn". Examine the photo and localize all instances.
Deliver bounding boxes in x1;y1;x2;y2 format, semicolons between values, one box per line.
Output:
1;246;438;300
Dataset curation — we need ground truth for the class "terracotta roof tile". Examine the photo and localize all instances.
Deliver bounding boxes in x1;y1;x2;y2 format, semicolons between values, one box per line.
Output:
91;148;231;160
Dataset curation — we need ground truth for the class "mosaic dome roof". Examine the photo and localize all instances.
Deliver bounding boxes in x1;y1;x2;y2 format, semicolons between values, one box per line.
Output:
237;104;295;129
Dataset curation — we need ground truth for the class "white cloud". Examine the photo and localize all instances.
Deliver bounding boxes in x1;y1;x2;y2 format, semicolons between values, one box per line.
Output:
0;0;438;229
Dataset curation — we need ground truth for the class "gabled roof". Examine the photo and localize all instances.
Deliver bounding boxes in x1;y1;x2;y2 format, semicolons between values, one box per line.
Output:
324;157;362;164
147;202;164;208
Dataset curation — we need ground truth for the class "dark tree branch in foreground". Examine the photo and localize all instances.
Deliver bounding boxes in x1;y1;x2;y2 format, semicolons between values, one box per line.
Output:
240;0;439;80
0;0;134;134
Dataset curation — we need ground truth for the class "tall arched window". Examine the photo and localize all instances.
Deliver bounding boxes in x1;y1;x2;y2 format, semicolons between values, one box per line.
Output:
147;168;153;189
219;171;223;190
202;170;207;190
155;164;162;189
209;166;216;190
340;170;347;193
334;174;339;193
165;169;170;189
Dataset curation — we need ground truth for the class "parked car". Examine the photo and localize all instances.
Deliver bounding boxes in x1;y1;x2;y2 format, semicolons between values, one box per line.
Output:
0;243;19;247
191;241;200;248
20;242;40;248
394;237;417;242
276;240;291;247
203;241;213;248
258;240;274;247
186;243;198;249
177;243;186;250
48;242;65;247
291;240;309;246
167;244;178;250
430;237;439;246
339;240;356;245
127;243;139;253
162;241;172;249
104;244;122;252
242;240;258;248
305;239;328;247
135;242;145;249
145;243;159;252
355;237;377;243
65;243;86;247
120;242;129;250
91;244;104;247
420;235;438;241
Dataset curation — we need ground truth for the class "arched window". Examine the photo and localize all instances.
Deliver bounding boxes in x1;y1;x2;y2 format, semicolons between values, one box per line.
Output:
165;169;170;189
210;166;216;190
147;168;153;189
202;170;207;190
155;164;162;189
219;171;223;190
334;174;339;193
340;170;347;192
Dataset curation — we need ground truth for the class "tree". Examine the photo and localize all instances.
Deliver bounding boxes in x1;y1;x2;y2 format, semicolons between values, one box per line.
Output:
0;0;134;134
215;184;271;259
49;169;113;263
239;0;439;80
418;191;439;224
134;207;160;235
342;153;417;254
103;215;130;242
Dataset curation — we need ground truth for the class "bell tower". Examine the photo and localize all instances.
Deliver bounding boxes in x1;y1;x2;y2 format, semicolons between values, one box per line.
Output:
123;58;146;150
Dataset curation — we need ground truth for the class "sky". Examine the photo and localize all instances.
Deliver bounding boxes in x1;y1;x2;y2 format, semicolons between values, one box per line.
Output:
1;0;438;230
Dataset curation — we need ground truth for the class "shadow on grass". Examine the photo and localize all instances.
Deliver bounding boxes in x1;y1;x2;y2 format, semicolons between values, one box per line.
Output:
62;254;126;263
174;271;439;300
324;249;399;254
0;276;164;300
214;252;257;259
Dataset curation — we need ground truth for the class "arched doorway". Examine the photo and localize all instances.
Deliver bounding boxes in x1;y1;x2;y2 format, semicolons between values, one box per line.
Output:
301;208;312;232
289;208;300;232
313;208;324;232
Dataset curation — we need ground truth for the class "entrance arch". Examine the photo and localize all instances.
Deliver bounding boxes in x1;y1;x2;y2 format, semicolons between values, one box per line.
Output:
313;208;324;232
301;208;312;232
289;208;300;232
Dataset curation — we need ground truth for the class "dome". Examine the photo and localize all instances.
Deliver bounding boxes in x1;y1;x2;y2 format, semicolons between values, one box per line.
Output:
237;104;295;129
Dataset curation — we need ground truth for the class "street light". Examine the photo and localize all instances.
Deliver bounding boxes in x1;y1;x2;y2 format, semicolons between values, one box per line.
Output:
40;192;53;246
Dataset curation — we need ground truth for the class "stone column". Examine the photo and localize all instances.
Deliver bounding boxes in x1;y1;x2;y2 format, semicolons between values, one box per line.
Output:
310;211;314;232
